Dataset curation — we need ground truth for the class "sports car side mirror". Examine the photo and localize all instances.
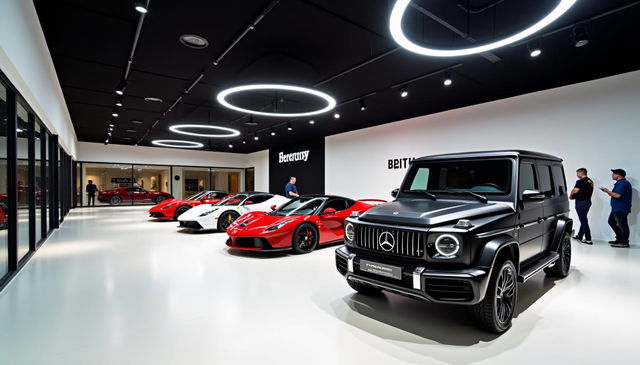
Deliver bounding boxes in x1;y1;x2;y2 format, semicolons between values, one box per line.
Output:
321;207;337;215
270;205;277;211
391;188;399;198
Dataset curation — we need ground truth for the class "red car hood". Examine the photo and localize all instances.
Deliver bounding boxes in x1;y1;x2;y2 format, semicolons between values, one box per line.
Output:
149;198;197;212
231;211;302;231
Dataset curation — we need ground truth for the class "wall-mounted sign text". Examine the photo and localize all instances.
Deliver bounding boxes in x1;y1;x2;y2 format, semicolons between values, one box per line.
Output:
279;150;310;163
388;157;416;169
111;177;136;183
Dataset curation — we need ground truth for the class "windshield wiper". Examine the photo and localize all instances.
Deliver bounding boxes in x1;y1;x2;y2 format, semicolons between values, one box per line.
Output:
406;190;437;201
438;191;488;203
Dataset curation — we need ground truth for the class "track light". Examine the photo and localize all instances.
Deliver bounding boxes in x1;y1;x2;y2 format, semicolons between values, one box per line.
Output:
115;79;127;95
115;98;123;107
254;134;259;141
242;138;246;144
571;26;589;48
443;71;453;87
111;107;119;117
287;122;293;131
527;41;542;57
134;1;148;13
104;139;109;145
108;132;112;136
400;88;409;98
270;128;276;136
333;113;340;119
108;121;115;128
359;99;366;112
228;144;233;148
309;120;315;125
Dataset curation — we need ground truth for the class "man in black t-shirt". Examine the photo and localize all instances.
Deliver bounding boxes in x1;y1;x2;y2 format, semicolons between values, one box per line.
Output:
569;168;594;244
86;180;98;206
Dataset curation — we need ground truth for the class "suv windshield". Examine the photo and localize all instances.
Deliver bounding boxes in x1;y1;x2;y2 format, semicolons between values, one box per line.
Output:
269;197;326;216
402;159;512;196
218;194;246;206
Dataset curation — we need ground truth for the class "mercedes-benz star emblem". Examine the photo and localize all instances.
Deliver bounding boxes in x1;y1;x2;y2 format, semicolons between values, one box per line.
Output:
378;231;396;252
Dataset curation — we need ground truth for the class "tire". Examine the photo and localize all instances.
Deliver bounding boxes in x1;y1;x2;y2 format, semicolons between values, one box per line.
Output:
217;210;240;231
347;279;382;295
291;223;319;254
544;232;571;277
466;259;518;333
109;195;122;205
174;205;191;220
155;196;166;204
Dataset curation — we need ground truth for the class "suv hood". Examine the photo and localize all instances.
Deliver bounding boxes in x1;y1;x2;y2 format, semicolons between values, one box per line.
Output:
359;199;513;227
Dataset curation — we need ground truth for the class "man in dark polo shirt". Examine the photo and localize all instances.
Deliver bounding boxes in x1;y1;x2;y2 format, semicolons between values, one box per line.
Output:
570;168;593;244
86;179;98;206
600;169;632;248
285;177;299;199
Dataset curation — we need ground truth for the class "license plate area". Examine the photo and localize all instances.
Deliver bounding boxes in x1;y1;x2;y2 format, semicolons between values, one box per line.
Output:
359;259;402;280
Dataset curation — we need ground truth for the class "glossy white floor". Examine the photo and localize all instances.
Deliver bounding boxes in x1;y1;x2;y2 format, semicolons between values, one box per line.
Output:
0;206;638;365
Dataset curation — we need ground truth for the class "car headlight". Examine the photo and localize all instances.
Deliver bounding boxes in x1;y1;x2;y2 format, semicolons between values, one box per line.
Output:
199;208;218;217
344;222;355;243
264;219;293;232
161;204;173;209
435;234;460;257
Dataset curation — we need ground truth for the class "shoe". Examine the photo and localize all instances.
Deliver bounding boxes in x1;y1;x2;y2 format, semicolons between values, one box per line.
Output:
611;243;630;248
609;240;619;244
572;235;582;240
582;239;593;245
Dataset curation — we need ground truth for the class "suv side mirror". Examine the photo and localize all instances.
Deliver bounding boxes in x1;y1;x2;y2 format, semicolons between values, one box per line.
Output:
270;204;277;211
321;207;337;215
391;188;399;198
522;189;546;200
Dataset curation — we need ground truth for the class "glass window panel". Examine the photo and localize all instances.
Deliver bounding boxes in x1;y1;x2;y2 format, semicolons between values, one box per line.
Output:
35;122;42;241
17;103;30;261
132;165;170;205
182;167;210;199
211;168;244;194
84;163;133;206
0;82;8;276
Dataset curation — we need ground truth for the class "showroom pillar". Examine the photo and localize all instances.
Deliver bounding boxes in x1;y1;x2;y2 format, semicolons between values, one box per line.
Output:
6;87;17;271
27;113;36;251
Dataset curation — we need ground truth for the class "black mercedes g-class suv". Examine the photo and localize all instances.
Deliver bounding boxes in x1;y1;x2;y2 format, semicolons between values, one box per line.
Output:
336;150;572;332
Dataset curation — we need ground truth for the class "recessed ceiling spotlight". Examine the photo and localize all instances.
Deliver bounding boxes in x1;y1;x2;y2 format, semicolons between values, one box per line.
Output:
115;79;127;95
244;115;259;127
144;97;163;103
333;113;340;119
287;122;293;131
151;140;204;149
134;1;148;13
309;119;315;125
217;84;337;117
270;128;276;136
130;120;143;124
400;88;409;98
169;124;241;138
115;98;123;107
242;138;246;144
179;34;209;49
111;107;119;117
359;99;366;112
108;121;115;128
104;139;109;145
228;144;233;148
528;41;542;57
571;26;589;48
389;0;576;57
108;132;112;136
443;71;453;87
254;135;259;141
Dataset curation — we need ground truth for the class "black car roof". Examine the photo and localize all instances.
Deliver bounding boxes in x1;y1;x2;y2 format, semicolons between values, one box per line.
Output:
411;150;563;163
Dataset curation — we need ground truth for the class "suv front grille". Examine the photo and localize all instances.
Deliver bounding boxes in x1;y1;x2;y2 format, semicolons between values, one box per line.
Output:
355;225;426;258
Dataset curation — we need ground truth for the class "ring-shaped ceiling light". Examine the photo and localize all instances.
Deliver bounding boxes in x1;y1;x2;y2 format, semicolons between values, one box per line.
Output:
389;0;577;57
151;139;204;149
169;124;241;138
216;84;337;117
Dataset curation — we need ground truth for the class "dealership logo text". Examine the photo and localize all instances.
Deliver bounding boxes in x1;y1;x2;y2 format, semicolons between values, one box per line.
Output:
279;150;310;163
388;157;415;169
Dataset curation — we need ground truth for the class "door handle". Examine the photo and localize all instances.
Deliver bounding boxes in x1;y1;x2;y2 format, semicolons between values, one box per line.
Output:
537;217;545;223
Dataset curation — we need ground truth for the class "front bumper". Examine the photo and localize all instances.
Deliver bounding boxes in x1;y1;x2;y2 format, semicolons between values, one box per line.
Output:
335;246;490;305
225;236;291;252
149;211;172;219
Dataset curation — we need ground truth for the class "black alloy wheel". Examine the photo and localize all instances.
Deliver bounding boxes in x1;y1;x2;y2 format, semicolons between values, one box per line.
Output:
109;195;122;205
292;223;319;254
174;205;191;220
217;210;239;231
545;232;572;277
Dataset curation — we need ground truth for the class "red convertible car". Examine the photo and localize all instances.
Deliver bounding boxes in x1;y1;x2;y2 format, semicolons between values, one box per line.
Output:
226;195;385;254
98;187;173;205
148;190;229;220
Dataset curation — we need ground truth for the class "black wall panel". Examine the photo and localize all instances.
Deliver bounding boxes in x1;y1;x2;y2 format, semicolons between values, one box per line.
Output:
269;139;324;195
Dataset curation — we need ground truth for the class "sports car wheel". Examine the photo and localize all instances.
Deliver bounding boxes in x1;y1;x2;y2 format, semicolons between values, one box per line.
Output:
155;196;166;204
174;205;191;220
466;259;517;333
292;223;319;254
217;211;240;231
109;195;122;205
544;231;571;277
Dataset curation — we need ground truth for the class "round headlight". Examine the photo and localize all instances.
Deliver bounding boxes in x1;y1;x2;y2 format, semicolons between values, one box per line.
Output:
345;223;355;242
435;234;460;257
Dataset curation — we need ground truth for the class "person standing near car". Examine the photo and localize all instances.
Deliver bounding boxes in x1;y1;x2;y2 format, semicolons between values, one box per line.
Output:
600;169;632;248
285;177;299;199
570;168;594;244
86;179;98;206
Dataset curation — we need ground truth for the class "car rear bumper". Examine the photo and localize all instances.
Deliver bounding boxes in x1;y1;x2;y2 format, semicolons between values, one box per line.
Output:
335;246;491;305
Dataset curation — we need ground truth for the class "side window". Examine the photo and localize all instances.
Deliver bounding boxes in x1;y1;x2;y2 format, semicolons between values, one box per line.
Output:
245;195;272;205
537;164;554;197
126;187;136;192
551;165;567;195
324;199;348;212
216;192;227;199
519;163;537;197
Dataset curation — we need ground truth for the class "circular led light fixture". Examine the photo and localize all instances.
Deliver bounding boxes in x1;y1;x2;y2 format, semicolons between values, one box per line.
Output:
169;124;241;138
151;139;204;149
179;34;209;49
216;84;337;117
389;0;576;57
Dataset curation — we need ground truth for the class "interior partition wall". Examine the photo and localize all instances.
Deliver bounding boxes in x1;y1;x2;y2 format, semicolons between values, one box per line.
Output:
0;70;73;291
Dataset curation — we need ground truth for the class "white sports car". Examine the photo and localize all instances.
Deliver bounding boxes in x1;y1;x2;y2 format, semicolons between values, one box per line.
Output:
177;192;289;231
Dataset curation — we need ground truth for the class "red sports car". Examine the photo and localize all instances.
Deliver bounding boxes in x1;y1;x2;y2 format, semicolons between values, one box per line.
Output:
148;190;229;220
226;195;385;254
98;187;173;205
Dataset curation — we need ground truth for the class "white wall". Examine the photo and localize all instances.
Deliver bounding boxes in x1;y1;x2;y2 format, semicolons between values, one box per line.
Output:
246;150;269;192
326;71;640;242
0;0;77;157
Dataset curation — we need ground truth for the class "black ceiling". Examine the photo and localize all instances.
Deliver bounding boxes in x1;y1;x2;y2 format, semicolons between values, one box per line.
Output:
33;0;640;153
